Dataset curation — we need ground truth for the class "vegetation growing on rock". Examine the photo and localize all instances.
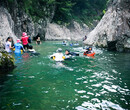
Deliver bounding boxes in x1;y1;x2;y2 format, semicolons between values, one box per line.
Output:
0;50;15;73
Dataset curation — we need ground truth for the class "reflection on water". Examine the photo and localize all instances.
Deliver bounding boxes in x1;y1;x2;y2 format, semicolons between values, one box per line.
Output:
0;41;130;110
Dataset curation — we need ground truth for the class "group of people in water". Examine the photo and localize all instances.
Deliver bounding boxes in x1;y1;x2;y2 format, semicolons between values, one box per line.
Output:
5;32;41;55
51;46;95;62
5;32;94;62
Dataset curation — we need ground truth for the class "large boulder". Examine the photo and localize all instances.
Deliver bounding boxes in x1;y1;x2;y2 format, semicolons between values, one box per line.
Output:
0;50;15;73
84;0;130;52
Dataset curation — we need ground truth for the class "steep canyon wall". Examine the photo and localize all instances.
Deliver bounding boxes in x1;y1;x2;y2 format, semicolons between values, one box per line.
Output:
0;0;89;47
84;0;130;52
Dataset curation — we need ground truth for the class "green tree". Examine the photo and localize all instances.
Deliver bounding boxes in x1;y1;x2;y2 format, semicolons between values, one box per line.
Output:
53;0;75;24
53;0;108;25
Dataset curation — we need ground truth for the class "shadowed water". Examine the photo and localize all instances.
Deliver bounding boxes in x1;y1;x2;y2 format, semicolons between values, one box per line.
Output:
0;41;130;110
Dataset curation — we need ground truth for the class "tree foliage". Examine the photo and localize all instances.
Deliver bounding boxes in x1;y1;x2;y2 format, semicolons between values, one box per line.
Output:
6;0;108;25
53;0;108;25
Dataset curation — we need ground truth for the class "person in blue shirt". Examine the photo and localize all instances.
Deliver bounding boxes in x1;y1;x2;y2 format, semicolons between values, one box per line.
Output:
14;39;24;54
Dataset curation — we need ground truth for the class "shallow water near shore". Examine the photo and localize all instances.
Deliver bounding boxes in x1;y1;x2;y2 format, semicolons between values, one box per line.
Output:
0;41;130;110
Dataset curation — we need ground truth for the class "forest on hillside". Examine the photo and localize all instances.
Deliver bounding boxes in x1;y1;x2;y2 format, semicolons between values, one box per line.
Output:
7;0;108;25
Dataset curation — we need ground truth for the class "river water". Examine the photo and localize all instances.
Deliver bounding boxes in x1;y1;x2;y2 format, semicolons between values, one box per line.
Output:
0;41;130;110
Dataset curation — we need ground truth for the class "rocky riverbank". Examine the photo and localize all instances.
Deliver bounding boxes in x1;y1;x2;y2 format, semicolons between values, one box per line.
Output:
84;0;130;52
0;50;15;73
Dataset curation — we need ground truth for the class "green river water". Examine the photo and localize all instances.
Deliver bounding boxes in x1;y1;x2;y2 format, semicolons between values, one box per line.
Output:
0;41;130;110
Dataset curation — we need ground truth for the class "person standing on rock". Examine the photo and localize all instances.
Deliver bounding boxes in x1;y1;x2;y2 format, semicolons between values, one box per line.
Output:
21;32;29;49
5;37;13;53
83;35;87;41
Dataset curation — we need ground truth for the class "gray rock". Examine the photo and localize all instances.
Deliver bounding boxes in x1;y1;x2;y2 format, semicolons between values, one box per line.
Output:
84;0;130;52
0;0;55;43
45;21;90;41
0;0;90;46
0;7;17;47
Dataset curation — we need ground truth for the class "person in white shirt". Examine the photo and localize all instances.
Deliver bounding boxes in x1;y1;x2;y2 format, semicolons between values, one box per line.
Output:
5;37;13;53
51;48;65;62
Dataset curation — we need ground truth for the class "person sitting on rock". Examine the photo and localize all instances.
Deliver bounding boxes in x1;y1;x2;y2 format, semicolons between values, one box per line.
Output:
5;37;13;53
83;35;87;41
14;39;25;54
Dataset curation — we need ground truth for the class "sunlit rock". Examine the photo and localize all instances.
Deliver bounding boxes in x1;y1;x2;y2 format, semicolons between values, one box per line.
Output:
45;21;89;41
84;0;130;52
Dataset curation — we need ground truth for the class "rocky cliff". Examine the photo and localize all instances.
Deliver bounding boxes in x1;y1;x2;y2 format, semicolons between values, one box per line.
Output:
84;0;130;52
46;21;89;41
0;7;17;45
0;0;55;47
0;0;89;47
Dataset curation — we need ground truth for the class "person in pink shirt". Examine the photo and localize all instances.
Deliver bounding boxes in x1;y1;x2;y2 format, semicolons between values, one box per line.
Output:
21;32;29;49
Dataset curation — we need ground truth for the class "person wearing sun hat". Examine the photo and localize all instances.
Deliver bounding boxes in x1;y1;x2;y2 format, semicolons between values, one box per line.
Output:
14;39;24;54
21;32;29;49
50;48;65;61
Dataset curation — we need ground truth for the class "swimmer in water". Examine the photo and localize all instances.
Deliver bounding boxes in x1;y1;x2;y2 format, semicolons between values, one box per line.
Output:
51;48;65;62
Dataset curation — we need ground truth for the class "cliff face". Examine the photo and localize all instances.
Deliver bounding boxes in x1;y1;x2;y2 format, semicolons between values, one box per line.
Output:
7;0;55;41
0;0;89;46
0;0;55;46
46;21;89;41
0;7;17;45
84;0;130;52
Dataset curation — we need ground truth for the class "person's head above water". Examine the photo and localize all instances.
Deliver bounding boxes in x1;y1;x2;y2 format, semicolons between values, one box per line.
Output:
29;45;33;49
65;49;70;55
89;47;92;50
56;48;62;53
